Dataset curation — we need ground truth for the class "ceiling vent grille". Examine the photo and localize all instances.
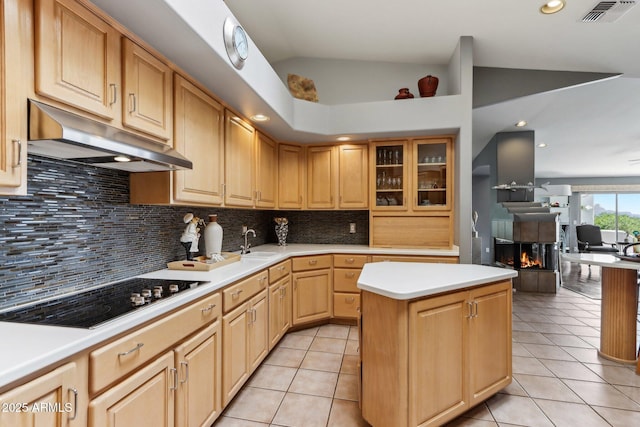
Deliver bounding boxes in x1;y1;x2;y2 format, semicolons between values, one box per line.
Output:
581;0;637;22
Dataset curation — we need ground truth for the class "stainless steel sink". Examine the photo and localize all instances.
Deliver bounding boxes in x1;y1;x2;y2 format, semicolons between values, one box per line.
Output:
241;251;279;259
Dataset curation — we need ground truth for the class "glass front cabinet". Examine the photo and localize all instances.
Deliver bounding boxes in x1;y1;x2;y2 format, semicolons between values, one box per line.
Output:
371;140;409;210
371;137;453;212
413;137;452;211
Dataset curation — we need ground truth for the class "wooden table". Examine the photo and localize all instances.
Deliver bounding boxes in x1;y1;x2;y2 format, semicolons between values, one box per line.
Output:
563;253;640;366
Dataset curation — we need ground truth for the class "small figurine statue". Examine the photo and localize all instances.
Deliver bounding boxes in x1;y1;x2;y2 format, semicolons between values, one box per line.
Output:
472;210;479;238
180;213;203;260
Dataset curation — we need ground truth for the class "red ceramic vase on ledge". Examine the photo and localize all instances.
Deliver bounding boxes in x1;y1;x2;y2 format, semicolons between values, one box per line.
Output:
418;75;439;97
394;88;414;99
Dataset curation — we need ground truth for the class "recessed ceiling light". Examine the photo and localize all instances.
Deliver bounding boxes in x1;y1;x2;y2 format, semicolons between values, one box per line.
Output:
537;143;548;148
251;114;270;122
114;155;131;162
540;0;565;14
337;136;351;141
515;120;527;127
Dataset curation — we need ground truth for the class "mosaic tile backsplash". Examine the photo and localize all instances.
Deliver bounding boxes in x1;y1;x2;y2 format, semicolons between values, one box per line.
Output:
0;156;368;310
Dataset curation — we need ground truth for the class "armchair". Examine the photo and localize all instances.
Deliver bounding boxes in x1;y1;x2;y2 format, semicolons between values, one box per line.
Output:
576;225;618;253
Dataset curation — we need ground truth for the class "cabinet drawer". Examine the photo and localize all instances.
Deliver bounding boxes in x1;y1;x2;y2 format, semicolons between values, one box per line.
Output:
333;293;360;319
292;255;332;272
223;270;268;312
333;254;368;268
333;268;361;293
89;292;220;394
269;260;291;284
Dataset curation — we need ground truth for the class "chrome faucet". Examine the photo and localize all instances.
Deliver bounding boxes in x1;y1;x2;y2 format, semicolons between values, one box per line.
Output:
241;228;256;254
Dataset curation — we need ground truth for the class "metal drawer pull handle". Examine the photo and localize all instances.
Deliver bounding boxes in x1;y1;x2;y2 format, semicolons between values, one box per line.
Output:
180;361;189;384
346;258;355;264
12;139;22;167
110;83;117;105
309;260;318;265
346;272;356;278
129;93;136;113
232;289;243;298
201;304;216;313
118;343;144;357
68;387;78;420
170;368;178;391
346;297;355;303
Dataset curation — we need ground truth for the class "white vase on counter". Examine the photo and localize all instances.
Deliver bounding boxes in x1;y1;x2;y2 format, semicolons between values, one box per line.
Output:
204;214;223;259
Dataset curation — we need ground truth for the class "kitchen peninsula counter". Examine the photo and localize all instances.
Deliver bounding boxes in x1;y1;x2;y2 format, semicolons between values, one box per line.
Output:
358;262;517;427
0;244;458;390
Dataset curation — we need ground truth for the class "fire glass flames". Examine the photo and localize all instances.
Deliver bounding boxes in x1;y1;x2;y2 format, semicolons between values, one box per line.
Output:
520;251;542;269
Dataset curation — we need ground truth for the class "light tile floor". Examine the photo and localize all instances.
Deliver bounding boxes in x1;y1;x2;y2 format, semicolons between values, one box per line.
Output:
214;285;640;427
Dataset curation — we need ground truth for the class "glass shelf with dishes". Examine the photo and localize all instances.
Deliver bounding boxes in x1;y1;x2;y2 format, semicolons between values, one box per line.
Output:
413;138;452;210
372;142;408;209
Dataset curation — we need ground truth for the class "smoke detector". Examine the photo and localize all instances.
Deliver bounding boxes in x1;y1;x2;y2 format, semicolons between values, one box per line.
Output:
581;1;637;22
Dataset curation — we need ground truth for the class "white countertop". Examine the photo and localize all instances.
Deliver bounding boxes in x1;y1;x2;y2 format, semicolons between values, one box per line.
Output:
562;253;640;270
0;243;458;390
358;262;518;300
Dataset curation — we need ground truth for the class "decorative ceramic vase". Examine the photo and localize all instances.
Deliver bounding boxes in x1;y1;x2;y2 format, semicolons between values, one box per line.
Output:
204;214;223;258
394;88;414;100
418;75;439;97
275;224;288;246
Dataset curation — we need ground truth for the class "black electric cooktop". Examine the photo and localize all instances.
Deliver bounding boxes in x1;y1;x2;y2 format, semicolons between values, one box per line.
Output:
0;278;202;329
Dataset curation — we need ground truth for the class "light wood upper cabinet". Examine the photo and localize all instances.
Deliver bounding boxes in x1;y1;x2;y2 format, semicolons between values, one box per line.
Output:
370;140;409;211
338;144;368;209
412;137;453;211
278;144;305;209
307;145;336;209
122;38;173;140
35;0;120;120
0;360;86;427
173;74;224;205
0;0;28;193
255;132;277;208
224;112;255;207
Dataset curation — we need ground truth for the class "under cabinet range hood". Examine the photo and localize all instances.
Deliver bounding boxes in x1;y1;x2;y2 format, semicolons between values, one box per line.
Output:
27;100;192;172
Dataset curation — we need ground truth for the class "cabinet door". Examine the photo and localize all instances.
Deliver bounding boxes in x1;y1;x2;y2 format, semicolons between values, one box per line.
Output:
173;74;224;205
413;137;453;210
409;291;468;427
174;321;222;427
122;38;172;140
468;281;512;406
35;0;120;120
339;144;368;209
269;277;292;350
278;144;305;209
222;302;249;405
248;290;269;372
0;362;81;427
224;112;255;207
255;132;277;208
0;0;27;190
307;146;335;209
370;140;408;211
89;352;175;427
292;270;331;325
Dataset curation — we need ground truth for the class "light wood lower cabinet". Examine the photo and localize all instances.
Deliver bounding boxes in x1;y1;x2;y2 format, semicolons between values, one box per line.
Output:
370;254;459;263
332;254;368;319
269;261;292;350
174;321;222;427
292;255;332;325
361;280;512;427
0;358;87;427
222;289;268;406
89;351;175;427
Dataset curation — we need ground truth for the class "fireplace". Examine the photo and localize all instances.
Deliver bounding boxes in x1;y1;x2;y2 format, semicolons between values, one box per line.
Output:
494;208;560;293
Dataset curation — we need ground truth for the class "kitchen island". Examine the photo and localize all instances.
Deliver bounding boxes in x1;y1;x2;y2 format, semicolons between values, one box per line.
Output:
562;253;640;365
358;262;517;427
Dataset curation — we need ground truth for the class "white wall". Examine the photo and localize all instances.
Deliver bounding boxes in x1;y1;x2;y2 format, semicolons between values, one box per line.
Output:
272;57;449;104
